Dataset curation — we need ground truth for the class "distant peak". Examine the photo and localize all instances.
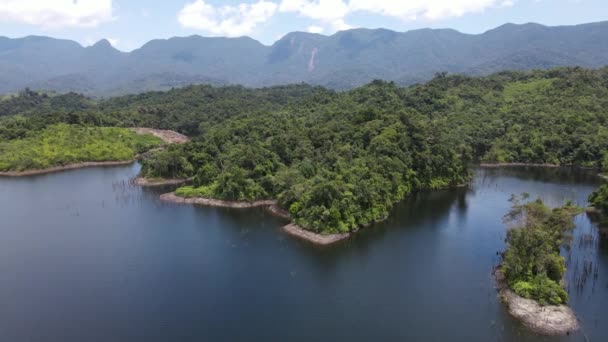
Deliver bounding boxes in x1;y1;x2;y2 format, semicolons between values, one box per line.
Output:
23;35;53;41
279;31;326;40
486;22;547;33
92;39;112;48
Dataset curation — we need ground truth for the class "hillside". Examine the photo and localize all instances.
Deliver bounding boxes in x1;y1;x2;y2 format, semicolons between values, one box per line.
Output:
1;21;608;95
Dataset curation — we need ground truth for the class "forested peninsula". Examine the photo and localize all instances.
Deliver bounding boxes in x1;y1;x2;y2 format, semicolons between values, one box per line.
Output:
1;67;607;235
0;124;165;175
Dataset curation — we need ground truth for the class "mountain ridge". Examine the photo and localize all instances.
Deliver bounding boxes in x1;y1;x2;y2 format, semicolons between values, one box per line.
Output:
1;21;607;96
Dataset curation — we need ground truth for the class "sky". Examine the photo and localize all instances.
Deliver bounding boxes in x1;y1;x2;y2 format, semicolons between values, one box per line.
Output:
0;0;605;51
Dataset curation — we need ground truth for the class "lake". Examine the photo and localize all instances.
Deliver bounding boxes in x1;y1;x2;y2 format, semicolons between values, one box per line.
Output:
0;164;606;341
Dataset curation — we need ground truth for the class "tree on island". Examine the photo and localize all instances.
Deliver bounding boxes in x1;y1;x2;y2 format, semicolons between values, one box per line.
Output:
502;195;582;305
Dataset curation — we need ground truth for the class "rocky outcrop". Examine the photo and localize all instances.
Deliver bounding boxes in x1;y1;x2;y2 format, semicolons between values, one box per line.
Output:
500;289;579;335
495;269;579;335
282;223;350;245
131;128;190;144
267;204;291;219
133;177;192;187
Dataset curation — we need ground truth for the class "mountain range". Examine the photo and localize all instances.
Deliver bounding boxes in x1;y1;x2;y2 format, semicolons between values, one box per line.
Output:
1;21;608;96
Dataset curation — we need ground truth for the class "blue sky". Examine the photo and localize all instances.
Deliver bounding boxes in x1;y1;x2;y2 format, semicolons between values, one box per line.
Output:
0;0;605;51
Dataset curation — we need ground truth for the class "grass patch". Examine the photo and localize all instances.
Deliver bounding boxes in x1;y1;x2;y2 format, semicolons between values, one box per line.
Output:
0;123;162;172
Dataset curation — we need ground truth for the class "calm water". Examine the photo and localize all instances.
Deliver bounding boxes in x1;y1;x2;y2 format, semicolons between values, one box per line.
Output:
0;164;606;342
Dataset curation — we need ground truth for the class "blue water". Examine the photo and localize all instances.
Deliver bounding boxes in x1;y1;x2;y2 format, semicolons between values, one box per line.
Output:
0;164;605;341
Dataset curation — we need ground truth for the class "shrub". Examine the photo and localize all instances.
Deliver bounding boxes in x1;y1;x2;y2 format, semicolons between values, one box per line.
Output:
175;184;217;198
512;281;535;299
530;274;569;305
589;185;608;213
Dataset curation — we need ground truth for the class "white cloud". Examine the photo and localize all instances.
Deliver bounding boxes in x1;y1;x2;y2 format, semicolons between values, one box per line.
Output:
0;0;113;28
280;0;507;33
280;0;349;21
331;18;352;31
107;37;119;48
280;0;352;34
349;0;501;21
307;25;324;33
178;0;277;37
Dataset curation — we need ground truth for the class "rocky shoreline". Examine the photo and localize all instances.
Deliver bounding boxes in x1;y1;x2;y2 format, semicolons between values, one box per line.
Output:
282;223;350;245
267;204;291;219
159;192;352;245
495;268;579;335
0;160;134;177
1;128;188;177
133;177;193;187
159;192;276;208
479;162;603;172
480;162;561;168
131;127;190;144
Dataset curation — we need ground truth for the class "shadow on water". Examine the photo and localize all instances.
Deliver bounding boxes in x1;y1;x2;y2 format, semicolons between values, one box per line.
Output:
478;166;601;186
277;186;470;276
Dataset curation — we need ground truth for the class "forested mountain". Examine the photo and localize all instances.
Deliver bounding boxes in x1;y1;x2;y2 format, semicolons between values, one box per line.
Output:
1;21;608;95
1;67;607;232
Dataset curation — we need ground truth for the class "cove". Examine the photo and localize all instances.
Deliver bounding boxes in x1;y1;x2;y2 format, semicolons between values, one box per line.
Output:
0;164;606;342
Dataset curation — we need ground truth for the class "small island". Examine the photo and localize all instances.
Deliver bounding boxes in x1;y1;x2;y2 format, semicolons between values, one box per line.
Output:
497;195;581;335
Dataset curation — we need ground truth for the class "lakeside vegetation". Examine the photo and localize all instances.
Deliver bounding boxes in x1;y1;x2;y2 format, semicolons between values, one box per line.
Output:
589;185;608;214
502;195;582;305
0;124;162;172
1;67;607;232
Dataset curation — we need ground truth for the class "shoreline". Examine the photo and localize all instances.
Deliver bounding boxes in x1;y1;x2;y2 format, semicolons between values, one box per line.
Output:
159;192;277;208
480;162;561;168
267;204;291;219
0;160;134;177
586;207;608;237
0;128;188;178
586;206;602;215
159;192;352;245
479;162;599;170
133;177;193;187
494;268;579;336
282;223;350;245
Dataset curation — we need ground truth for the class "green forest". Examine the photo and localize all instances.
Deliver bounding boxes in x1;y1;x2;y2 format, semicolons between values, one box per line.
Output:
0;123;162;172
589;185;608;214
1;67;607;233
502;196;582;305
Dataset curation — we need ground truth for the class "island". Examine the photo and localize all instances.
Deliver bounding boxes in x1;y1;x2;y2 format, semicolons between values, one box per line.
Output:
496;195;581;335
